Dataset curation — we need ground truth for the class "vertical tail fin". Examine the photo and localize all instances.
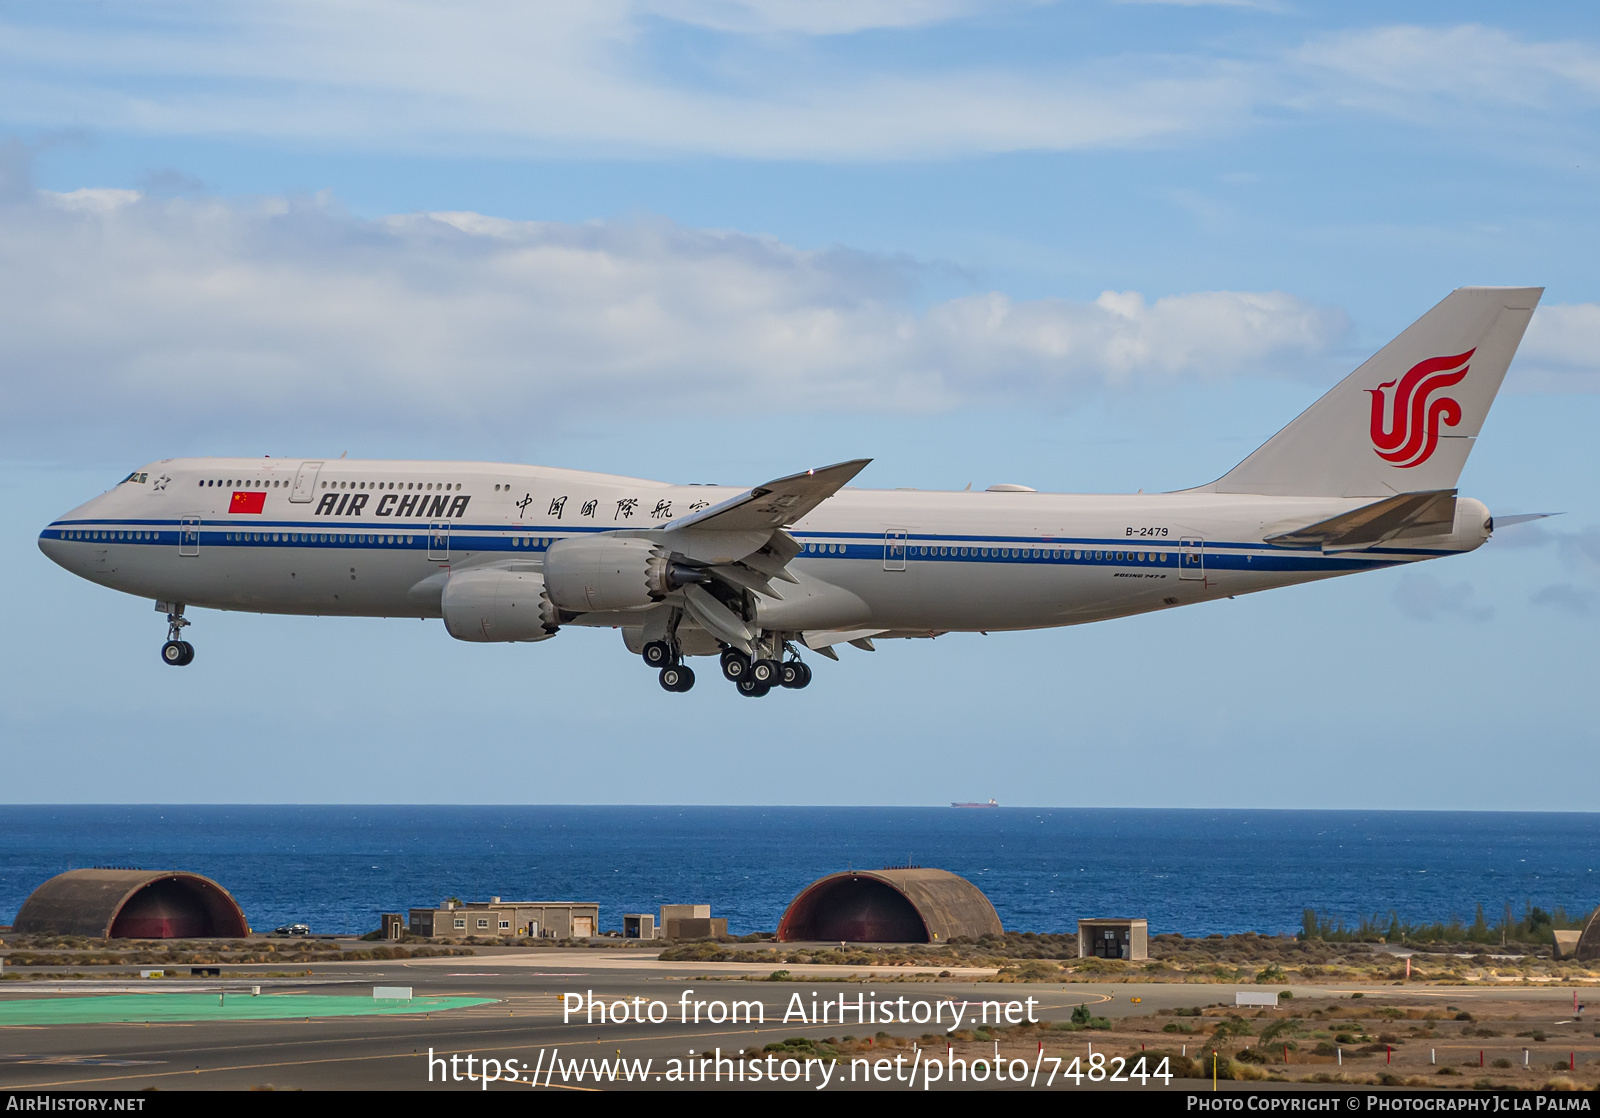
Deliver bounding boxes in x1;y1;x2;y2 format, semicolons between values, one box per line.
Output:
1201;287;1542;497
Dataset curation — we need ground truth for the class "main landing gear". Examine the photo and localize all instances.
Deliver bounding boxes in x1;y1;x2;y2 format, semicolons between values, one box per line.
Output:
642;626;811;697
159;602;194;666
720;642;811;698
644;640;696;692
658;663;696;692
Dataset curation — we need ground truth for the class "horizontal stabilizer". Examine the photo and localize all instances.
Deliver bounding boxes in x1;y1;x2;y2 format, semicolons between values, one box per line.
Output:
1266;489;1457;550
1492;512;1561;529
663;459;871;533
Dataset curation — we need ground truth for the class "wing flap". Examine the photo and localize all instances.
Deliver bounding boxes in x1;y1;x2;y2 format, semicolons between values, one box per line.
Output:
708;563;783;600
681;584;755;653
802;628;886;651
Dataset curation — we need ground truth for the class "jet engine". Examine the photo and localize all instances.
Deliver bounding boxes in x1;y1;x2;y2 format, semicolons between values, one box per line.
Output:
441;569;560;642
543;535;710;613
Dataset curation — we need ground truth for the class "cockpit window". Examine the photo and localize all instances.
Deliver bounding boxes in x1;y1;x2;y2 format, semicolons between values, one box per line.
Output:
119;471;149;485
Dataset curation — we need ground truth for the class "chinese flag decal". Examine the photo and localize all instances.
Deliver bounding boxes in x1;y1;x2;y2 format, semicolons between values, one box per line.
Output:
229;491;266;514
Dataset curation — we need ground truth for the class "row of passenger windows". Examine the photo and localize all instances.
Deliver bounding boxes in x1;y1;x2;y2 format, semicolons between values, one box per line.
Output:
803;541;1171;562
912;546;1170;562
226;532;415;545
322;481;461;491
62;527;1169;563
199;478;467;492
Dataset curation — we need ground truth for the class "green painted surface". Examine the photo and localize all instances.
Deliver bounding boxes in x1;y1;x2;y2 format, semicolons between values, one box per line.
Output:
0;993;494;1025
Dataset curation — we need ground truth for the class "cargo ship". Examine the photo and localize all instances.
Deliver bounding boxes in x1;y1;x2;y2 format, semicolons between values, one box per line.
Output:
951;798;999;808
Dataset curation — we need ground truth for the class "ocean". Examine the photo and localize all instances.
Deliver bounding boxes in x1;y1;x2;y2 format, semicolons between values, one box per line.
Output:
1;806;1596;937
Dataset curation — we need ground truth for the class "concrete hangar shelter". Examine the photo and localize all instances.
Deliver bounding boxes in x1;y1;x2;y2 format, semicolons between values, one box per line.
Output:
14;870;250;938
776;868;1003;943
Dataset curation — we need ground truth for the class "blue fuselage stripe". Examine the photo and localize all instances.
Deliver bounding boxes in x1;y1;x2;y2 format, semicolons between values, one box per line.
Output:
43;517;1433;574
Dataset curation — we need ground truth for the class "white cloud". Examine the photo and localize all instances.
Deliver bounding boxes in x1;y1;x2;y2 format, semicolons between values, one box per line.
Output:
0;1;1252;159
1;7;1595;160
640;0;996;35
1296;25;1600;118
1392;572;1494;623
1530;583;1597;617
1556;526;1600;583
1118;0;1285;10
0;182;1344;448
1513;303;1600;391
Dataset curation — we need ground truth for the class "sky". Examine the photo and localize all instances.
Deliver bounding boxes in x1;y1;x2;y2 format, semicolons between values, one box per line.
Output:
2;0;1598;807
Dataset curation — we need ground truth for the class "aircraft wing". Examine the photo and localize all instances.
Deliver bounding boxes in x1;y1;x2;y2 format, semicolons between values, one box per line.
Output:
597;459;874;627
1265;489;1457;551
662;459;871;533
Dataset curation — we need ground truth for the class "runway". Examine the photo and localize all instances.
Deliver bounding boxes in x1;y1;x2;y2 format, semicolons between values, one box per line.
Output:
0;952;1592;1091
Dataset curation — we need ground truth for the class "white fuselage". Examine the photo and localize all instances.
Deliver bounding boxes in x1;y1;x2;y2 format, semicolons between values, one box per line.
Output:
39;457;1491;646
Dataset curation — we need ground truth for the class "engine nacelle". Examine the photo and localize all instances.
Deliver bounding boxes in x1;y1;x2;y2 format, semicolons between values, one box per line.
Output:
441;569;559;642
544;536;678;613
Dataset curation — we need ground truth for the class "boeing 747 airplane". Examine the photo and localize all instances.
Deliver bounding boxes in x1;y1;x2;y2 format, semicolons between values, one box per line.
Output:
39;287;1542;696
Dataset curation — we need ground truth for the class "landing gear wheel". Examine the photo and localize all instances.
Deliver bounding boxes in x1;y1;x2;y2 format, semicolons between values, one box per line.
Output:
736;676;771;698
642;640;673;668
161;602;192;665
751;658;781;685
659;664;695;692
780;661;811;689
721;650;751;682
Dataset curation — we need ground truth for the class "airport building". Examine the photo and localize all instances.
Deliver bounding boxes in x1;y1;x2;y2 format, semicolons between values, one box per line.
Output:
1076;918;1148;961
660;904;727;939
1574;908;1600;962
621;905;728;939
777;867;1002;943
408;898;598;939
14;869;250;939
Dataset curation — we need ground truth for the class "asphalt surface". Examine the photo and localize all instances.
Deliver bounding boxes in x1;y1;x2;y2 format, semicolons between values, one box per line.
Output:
0;952;1591;1092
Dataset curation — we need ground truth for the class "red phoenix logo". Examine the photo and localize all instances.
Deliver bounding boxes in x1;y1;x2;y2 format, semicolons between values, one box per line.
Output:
1367;349;1473;469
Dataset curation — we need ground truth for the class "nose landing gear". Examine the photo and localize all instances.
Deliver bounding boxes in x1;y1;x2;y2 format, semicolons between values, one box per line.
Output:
158;601;194;666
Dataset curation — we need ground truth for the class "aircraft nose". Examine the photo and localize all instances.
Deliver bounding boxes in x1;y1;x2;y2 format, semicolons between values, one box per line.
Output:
39;492;105;573
38;517;74;569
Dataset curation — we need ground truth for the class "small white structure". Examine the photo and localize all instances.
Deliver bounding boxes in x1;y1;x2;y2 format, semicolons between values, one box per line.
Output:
1235;991;1280;1008
373;986;413;1000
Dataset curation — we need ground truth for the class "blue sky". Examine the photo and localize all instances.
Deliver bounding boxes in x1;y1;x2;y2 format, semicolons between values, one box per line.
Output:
3;0;1598;806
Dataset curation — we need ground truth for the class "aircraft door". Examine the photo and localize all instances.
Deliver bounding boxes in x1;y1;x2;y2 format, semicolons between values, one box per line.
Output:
289;461;323;503
1178;537;1203;580
428;520;450;561
883;529;908;571
179;517;201;557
